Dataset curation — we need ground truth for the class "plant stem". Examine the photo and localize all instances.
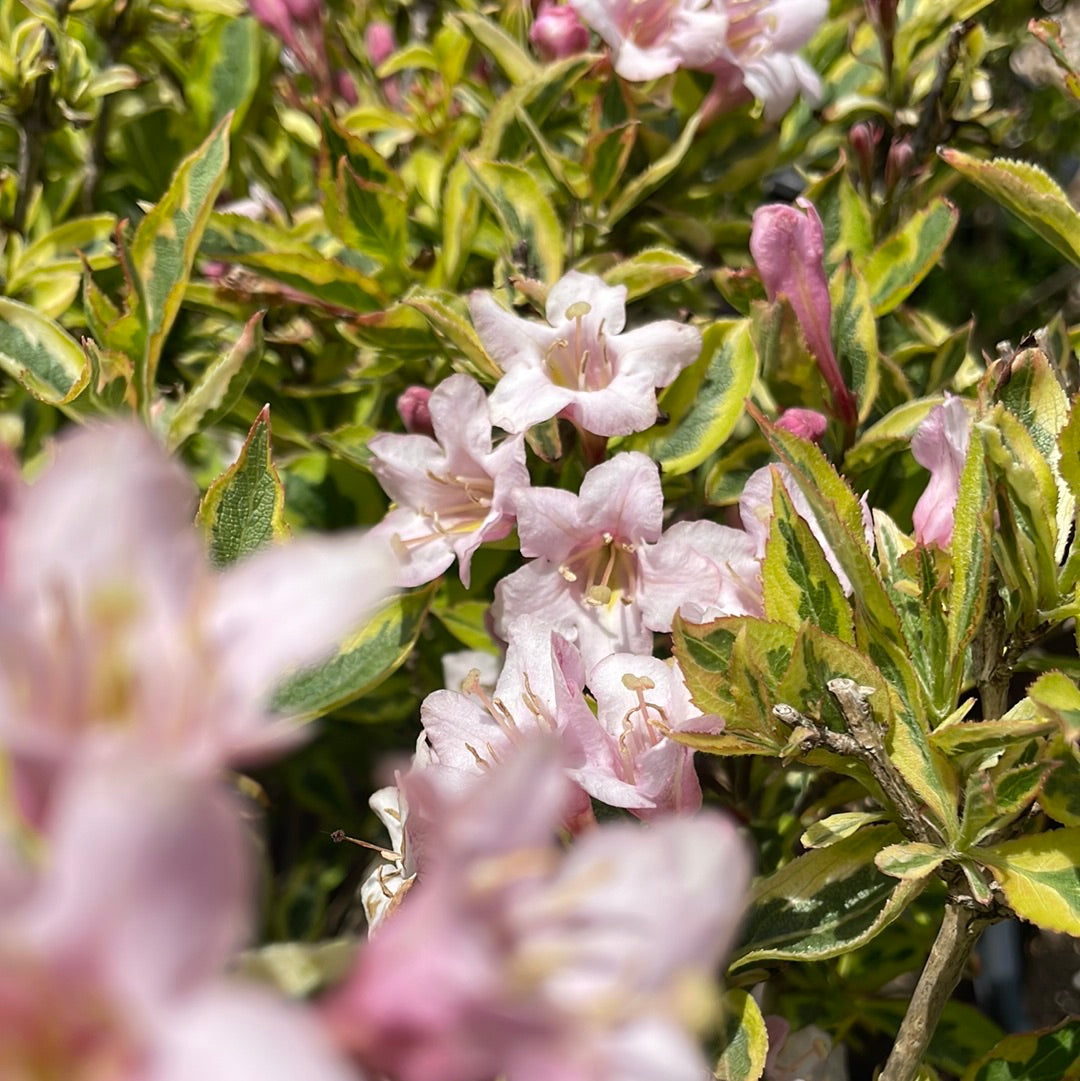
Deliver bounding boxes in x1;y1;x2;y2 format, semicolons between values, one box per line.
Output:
879;903;982;1081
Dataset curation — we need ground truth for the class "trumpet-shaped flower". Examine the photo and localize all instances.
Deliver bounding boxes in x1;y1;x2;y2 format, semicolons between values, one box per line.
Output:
0;766;357;1081
471;271;701;437
322;742;752;1081
369;374;528;588
911;395;972;549
565;653;723;816
569;0;730;80
0;422;393;825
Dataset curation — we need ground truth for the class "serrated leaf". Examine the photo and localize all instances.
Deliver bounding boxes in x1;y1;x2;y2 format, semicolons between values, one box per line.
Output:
801;810;887;849
166;311;264;450
187;15;259;131
959;762;1051;849
198;406;288;567
875;841;947;880
930;716;1056;756
804;160;874;269
1028;671;1080;743
829;260;879;421
131;113;231;405
864;199;958;316
272;586;435;721
1040;751;1080;827
456;11;539;85
601;248;700;301
762;475;855;644
980;829;1080;935
0;297;89;403
621;319;755;475
731;825;924;968
403;290;501;381
714;989;768;1081
941;148;1080;268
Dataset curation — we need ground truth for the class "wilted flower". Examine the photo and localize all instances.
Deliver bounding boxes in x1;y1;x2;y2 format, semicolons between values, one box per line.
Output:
0;766;356;1081
470;270;701;437
750;199;858;434
322;743;753;1081
0;422;393;825
530;2;591;60
911;395;972;549
368;374;529;588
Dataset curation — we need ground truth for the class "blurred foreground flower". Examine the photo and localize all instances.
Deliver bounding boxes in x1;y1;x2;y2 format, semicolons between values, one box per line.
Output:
0;422;393;825
323;742;752;1081
470;271;701;438
911;395;972;549
0;767;356;1080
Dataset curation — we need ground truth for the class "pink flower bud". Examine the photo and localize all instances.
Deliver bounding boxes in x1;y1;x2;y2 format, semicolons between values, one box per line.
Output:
284;0;321;23
335;70;359;105
776;407;828;443
397;386;434;437
365;20;396;68
886;136;915;190
250;0;292;42
529;2;590;62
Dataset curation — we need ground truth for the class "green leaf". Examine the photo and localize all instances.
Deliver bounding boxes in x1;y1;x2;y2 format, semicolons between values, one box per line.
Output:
946;427;993;672
1058;393;1080;507
875;841;947;880
980;829;1080;935
829;260;879;421
197;406;288;568
961;1020;1080;1081
130;114;231;405
431;598;499;654
863;199;958;316
731;825;924;968
930;716;1056;757
1028;671;1080;743
801;811;887;849
803;160;874;269
272;586;435;721
0;297;89;403
403;290;501;381
622;320;755;475
714;989;768;1081
187;15;260;131
464;157;563;285
940;148;1080;268
606;110;704;227
959;763;1051;849
455;11;539;85
1040;750;1080;827
600;248;700;301
166;311;264;450
762;474;855;645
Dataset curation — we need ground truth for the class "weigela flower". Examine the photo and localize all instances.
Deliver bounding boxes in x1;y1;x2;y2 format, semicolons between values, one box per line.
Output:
0;422;393;825
322;742;753;1081
495;452;761;668
369;374;528;588
470;271;701;437
0;766;356;1081
530;2;591;60
569;0;730;81
565;653;723;817
911;394;972;549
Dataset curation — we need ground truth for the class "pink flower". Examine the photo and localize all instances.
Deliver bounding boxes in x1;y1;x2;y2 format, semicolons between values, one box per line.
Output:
495;453;762;667
911;395;972;549
0;422;393;825
0;766;356;1081
750;198;858;434
368;374;528;588
565;654;723;816
569;0;730;80
322;743;752;1081
706;0;826;119
470;271;701;437
530;2;591;60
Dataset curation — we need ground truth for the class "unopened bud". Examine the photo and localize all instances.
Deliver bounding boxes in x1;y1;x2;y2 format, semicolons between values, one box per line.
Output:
885;136;915;190
397;386;434;437
776;408;828;443
848;120;880;183
529;2;590;62
285;0;321;24
366;20;396;68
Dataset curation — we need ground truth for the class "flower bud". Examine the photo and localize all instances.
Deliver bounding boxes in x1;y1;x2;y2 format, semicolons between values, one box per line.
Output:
776;408;828;443
365;20;396;69
885;136;915;190
529;2;590;62
250;0;292;42
284;0;320;24
397;386;434;437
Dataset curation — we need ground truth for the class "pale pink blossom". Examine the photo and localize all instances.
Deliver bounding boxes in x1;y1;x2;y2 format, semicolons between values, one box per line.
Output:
0;766;357;1081
471;271;701;437
495;453;761;667
750;198;857;433
0;422;393;825
530;2;591;60
569;0;730;80
323;742;752;1081
911;395;972;549
369;374;528;588
706;0;826;119
420;620;597;827
565;653;723;816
